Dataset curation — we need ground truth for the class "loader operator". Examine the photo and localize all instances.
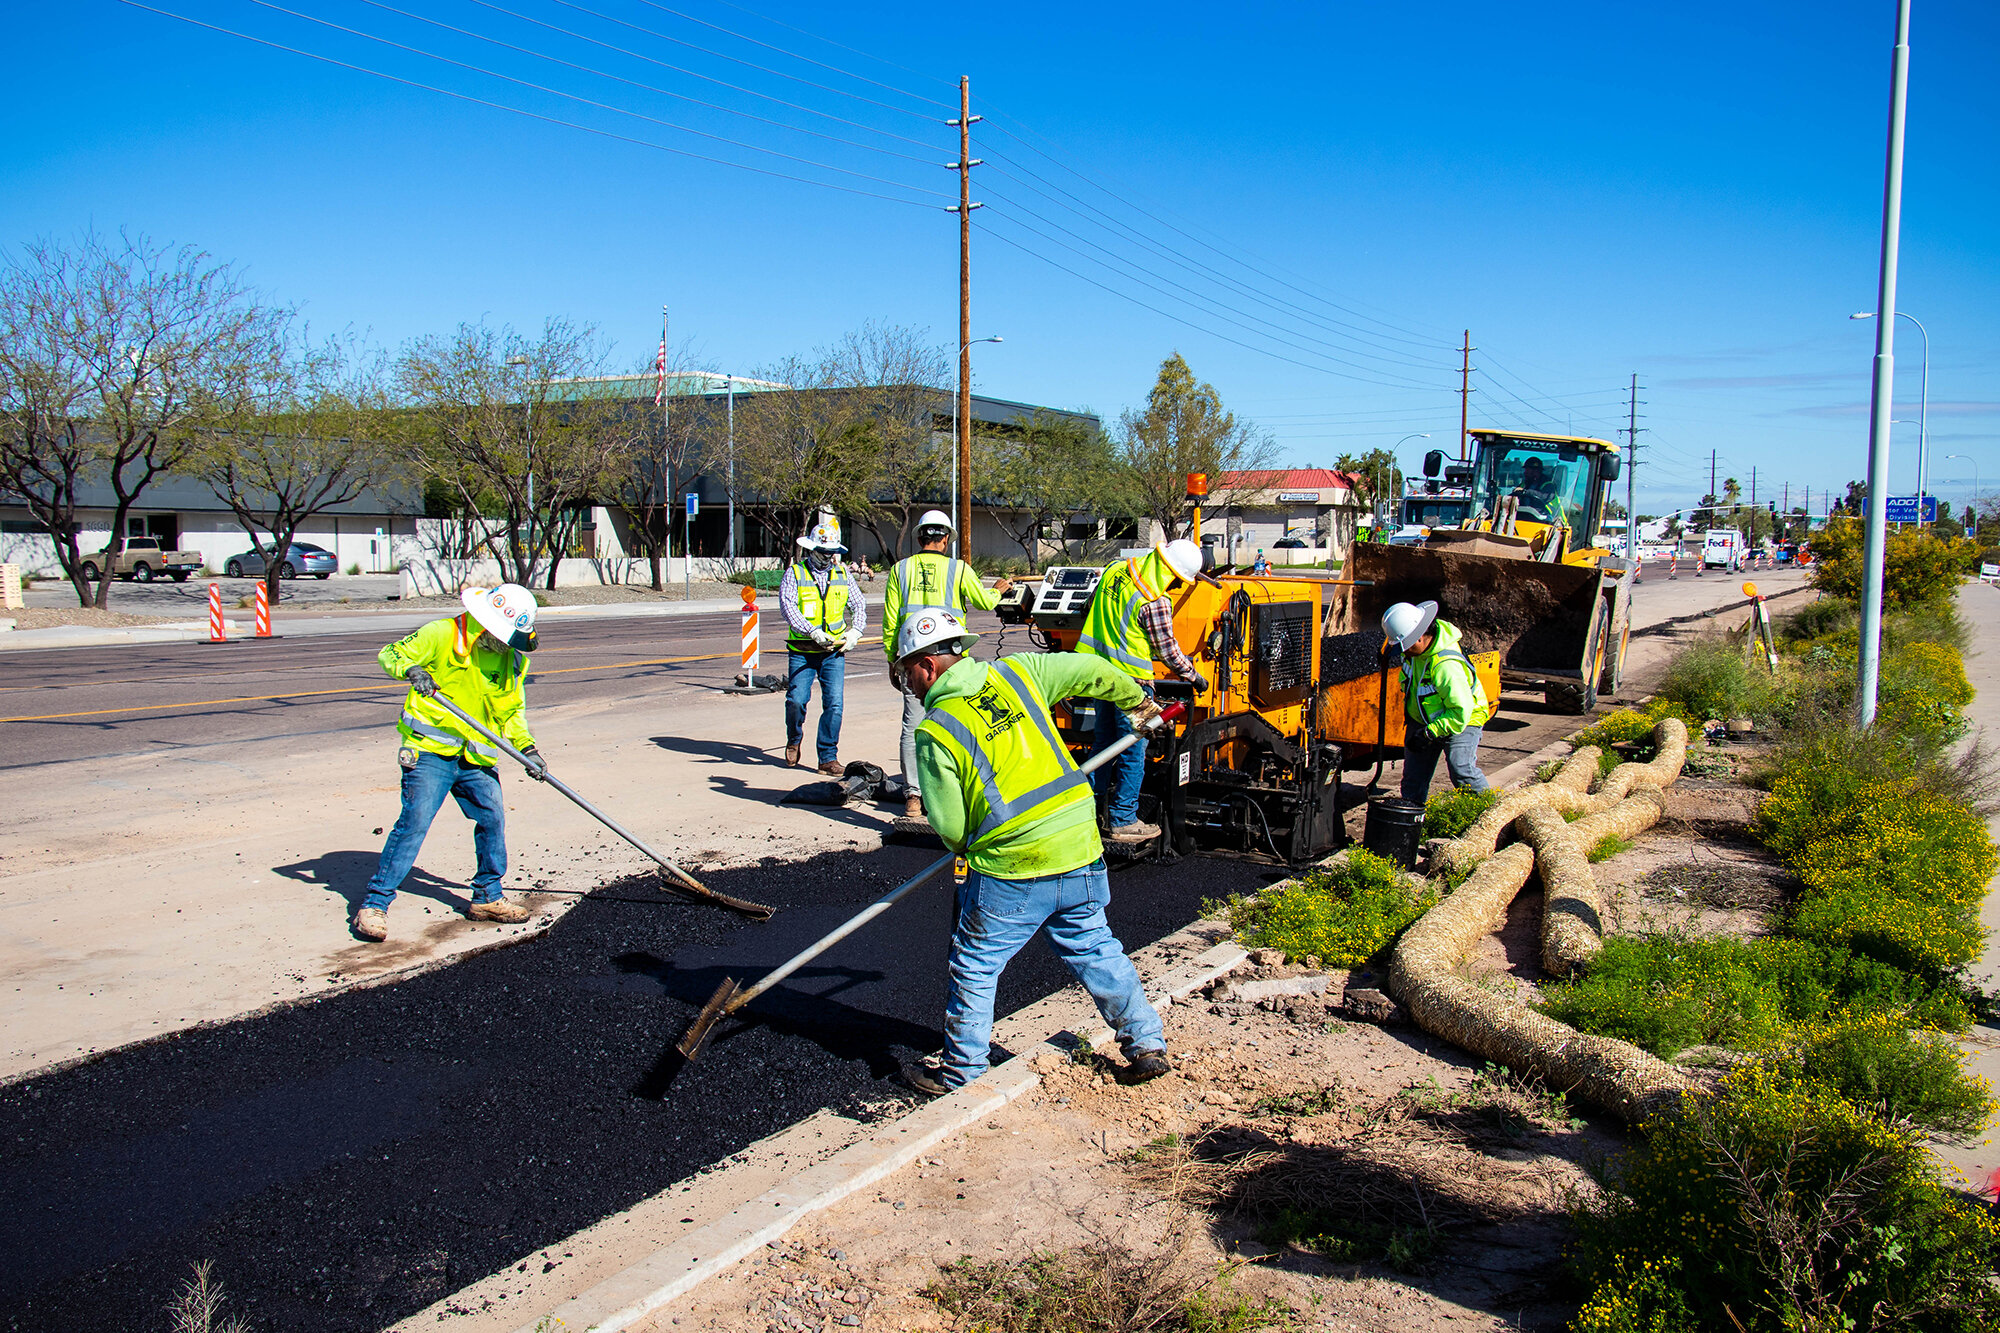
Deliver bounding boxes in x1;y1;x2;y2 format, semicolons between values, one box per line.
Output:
780;517;866;774
1076;538;1214;843
881;509;1013;821
894;609;1173;1096
353;584;543;942
1383;600;1493;801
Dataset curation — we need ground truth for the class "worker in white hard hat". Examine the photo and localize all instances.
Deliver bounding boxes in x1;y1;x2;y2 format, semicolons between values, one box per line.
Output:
893;609;1172;1095
1382;600;1493;801
1076;537;1216;842
778;516;867;773
354;584;545;942
882;508;1013;821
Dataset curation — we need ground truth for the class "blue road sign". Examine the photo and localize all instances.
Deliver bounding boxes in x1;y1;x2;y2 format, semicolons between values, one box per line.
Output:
1871;496;1937;523
685;492;700;518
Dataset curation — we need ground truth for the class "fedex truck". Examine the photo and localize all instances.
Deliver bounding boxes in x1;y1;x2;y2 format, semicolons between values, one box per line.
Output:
1702;530;1744;570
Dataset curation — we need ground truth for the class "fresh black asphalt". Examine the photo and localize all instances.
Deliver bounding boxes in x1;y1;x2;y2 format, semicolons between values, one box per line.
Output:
0;844;1282;1333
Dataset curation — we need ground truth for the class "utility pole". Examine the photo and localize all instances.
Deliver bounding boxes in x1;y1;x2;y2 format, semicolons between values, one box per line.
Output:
1625;374;1643;559
1458;331;1476;462
948;77;982;563
725;375;736;564
1710;451;1717;511
1858;0;1912;728
1750;466;1757;540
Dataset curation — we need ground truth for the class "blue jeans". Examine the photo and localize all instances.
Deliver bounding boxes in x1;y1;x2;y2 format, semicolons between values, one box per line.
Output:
786;649;845;764
1089;681;1152;825
1400;724;1490;802
362;750;508;909
941;859;1164;1088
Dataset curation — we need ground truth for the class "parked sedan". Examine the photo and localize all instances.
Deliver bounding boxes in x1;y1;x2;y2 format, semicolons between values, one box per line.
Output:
224;541;338;579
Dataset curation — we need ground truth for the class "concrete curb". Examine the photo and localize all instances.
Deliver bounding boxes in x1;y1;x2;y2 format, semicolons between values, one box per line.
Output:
505;936;1251;1333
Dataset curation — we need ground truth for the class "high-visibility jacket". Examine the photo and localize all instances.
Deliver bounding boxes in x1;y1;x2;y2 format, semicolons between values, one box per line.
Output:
882;550;1000;662
379;615;535;766
915;652;1143;879
1400;619;1492;739
786;561;852;650
1076;550;1176;680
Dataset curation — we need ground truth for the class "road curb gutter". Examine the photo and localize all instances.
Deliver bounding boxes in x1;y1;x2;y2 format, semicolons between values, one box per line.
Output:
506;936;1251;1333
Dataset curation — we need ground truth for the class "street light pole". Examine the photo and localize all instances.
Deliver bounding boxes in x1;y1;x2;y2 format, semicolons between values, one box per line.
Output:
1855;0;1913;729
505;353;534;582
1850;309;1929;520
1388;432;1431;535
726;375;736;564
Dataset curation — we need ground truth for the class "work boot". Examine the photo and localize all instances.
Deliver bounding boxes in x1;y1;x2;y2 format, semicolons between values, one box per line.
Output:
817;760;844;777
352;907;388;941
785;744;801;768
1108;819;1161;842
901;1057;953;1098
467;897;530;924
1124;1048;1173;1083
903;794;924;820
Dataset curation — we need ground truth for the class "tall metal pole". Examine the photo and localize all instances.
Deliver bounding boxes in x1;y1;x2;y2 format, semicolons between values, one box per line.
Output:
1458;331;1474;462
1909;313;1930;521
951;77;981;563
1858;0;1913;729
726;375;736;563
1626;373;1640;559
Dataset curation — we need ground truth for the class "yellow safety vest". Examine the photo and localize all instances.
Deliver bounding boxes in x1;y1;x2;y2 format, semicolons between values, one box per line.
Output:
379;615;532;766
918;659;1098;875
1077;556;1167;679
788;562;852;650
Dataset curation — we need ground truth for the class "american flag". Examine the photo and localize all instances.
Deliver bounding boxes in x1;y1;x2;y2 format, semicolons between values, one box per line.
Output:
654;339;667;406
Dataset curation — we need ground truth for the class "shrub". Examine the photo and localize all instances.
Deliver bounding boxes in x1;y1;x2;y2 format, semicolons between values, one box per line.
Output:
1422;786;1497;840
1654;639;1771;721
1571;709;1658;752
1538;933;1795;1058
1811;517;1975;610
345;561;362;575
1586;834;1632;863
1776;595;1857;647
1228;851;1436;967
1571;1066;2000;1333
921;1245;1298;1332
1777;1011;1990;1137
728;569;785;590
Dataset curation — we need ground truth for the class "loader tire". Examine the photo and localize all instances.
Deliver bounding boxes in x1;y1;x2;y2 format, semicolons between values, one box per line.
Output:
1545;618;1602;715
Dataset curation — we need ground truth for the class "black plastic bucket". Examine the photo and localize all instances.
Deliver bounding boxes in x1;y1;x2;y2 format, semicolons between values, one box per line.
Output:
1363;796;1426;868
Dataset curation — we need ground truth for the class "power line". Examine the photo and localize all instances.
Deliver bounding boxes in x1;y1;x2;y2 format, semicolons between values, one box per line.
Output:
237;0;953;198
704;0;960;91
627;0;953;110
116;0;943;208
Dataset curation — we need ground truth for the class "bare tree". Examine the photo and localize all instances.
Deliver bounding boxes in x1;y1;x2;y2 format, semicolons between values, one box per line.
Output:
396;319;628;588
1117;352;1275;542
824;321;952;561
605;338;706;589
0;231;287;607
986;409;1122;563
195;332;400;600
731;351;879;554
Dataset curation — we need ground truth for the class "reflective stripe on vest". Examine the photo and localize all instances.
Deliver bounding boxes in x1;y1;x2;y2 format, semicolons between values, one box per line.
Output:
1403;646;1480;731
788;563;851;647
921;660;1092;846
894;551;962;620
1076;561;1153;677
400;709;500;759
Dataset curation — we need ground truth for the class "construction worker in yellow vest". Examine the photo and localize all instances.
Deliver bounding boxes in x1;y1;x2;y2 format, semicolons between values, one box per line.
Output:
882;509;1013;821
779;516;867;773
1382;600;1494;801
894;609;1172;1095
354;584;545;942
1076;538;1214;842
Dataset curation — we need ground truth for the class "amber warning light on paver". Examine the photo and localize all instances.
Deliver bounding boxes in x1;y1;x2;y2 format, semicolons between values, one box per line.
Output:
206;582;226;643
740;584;760;672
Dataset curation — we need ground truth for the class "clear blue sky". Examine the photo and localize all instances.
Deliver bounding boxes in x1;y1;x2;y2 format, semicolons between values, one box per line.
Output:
4;0;1996;518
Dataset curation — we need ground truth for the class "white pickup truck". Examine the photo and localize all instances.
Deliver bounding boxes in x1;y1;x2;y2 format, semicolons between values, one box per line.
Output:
80;537;205;583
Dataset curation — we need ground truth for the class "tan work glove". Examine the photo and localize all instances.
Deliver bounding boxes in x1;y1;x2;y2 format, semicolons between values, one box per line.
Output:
1124;698;1170;736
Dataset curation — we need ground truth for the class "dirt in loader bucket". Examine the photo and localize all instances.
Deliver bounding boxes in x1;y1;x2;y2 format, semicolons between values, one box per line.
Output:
1341;544;1599;672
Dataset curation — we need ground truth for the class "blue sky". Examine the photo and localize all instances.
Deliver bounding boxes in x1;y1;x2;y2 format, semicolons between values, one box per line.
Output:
4;0;1996;517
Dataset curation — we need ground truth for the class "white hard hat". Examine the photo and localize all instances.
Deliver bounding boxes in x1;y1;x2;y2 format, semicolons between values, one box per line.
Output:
796;516;847;553
916;508;954;535
1157;538;1219;586
1381;600;1438;651
462;583;539;651
894;607;979;663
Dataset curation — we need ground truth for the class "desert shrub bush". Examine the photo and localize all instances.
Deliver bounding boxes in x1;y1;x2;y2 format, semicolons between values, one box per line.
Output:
1227;851;1435;968
1571;709;1657;752
1776;1011;1990;1137
1571;1066;2000;1333
1421;786;1497;840
1654;639;1772;721
727;569;784;590
1810;517;1976;610
1776;594;1857;647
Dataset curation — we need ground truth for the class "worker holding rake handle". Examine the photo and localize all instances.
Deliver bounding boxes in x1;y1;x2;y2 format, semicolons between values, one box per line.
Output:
894;609;1174;1096
352;583;545;943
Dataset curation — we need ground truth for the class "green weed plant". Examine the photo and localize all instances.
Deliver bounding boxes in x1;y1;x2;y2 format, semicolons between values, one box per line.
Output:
1227;851;1435;968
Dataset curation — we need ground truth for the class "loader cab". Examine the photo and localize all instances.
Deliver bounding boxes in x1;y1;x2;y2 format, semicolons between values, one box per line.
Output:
1465;431;1620;560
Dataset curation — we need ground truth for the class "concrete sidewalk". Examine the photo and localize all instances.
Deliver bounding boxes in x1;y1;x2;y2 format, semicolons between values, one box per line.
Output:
0;593;767;652
1937;581;2000;1196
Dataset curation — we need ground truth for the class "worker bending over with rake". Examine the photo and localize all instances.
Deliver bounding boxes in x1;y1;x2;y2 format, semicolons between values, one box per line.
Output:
353;584;544;942
1076;538;1214;843
1383;599;1492;802
881;508;1012;821
895;609;1173;1096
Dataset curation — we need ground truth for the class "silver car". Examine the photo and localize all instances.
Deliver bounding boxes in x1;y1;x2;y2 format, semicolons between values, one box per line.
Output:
224;541;338;580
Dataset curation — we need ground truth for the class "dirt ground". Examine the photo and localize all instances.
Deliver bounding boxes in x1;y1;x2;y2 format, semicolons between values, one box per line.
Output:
648;732;1791;1333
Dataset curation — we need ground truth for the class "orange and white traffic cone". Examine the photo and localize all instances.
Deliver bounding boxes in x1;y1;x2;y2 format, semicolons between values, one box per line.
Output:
254;582;272;638
207;582;227;643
